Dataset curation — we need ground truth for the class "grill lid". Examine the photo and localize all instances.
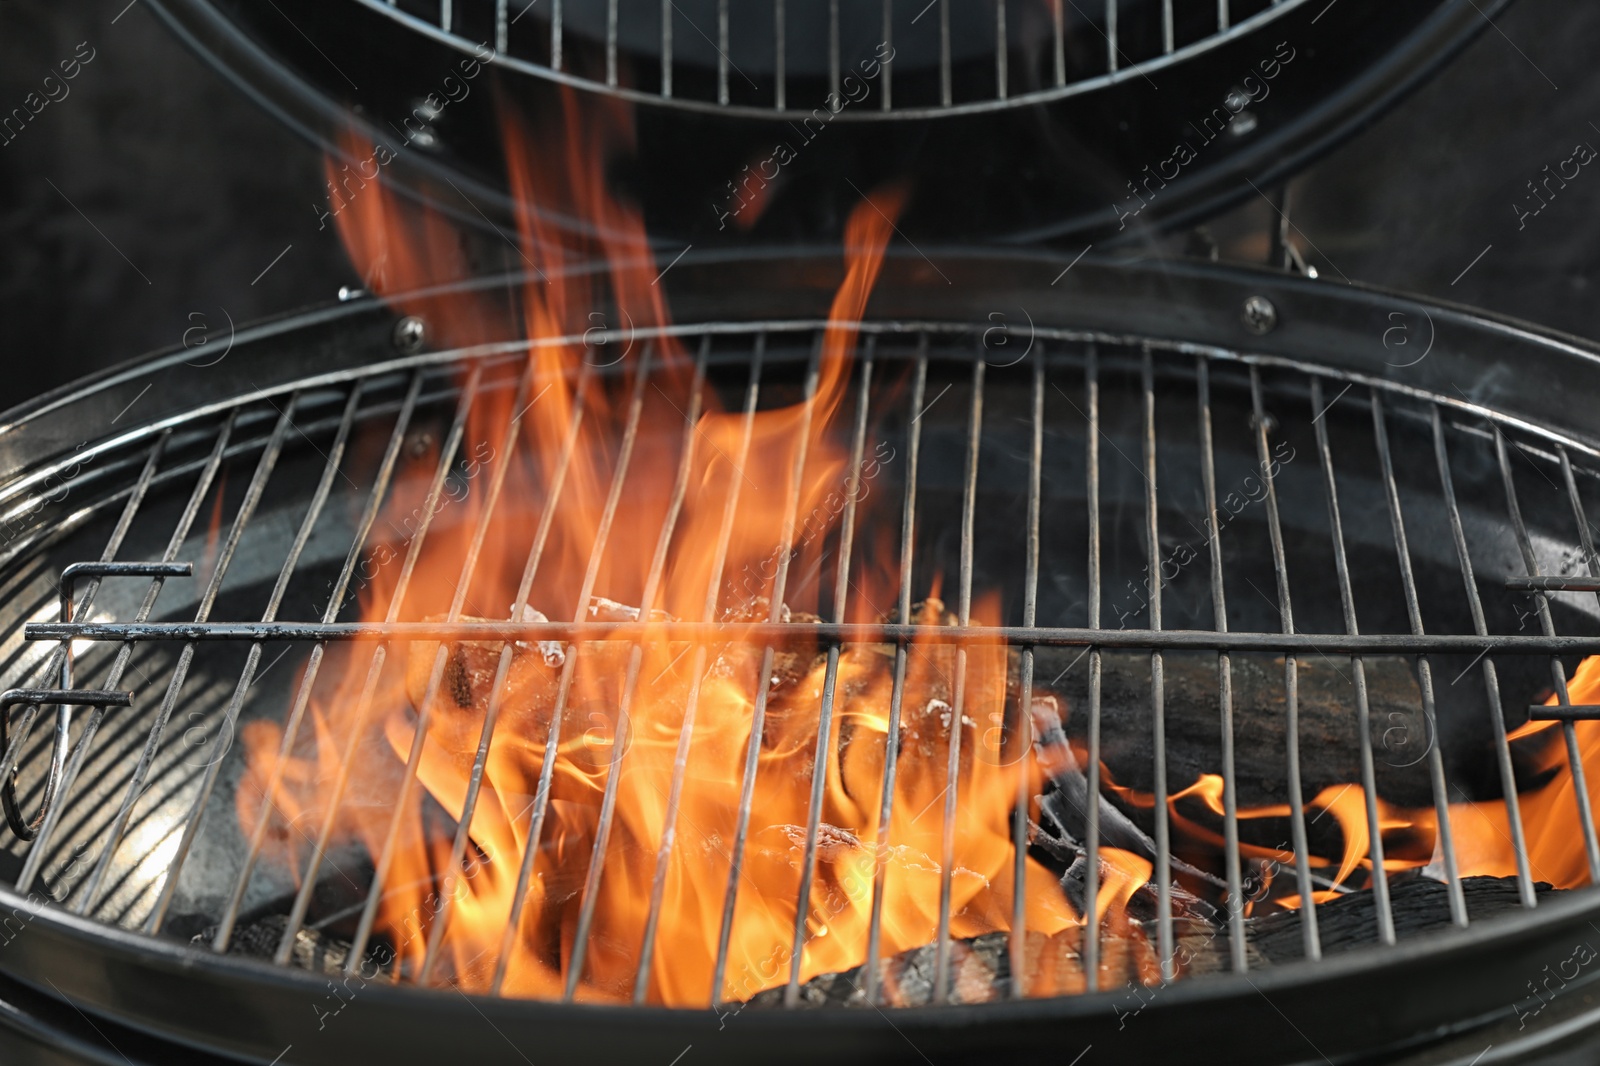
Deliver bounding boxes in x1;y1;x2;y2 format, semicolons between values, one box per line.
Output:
147;0;1507;245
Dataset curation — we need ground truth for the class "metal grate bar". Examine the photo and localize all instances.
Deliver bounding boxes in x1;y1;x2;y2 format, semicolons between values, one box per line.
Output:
1309;379;1395;947
34;423;225;905
484;357;606;993
862;343;926;1005
710;341;823;1005
661;0;672;97
881;0;893;109
1556;445;1600;612
55;563;190;689
1106;0;1118;73
433;345;681;983
1370;391;1466;928
559;350;663;998
1509;577;1600;592
148;386;368;934
71;401;285;916
607;0;620;86
0;433;167;798
1053;0;1066;85
552;0;563;72
717;0;730;104
1197;359;1247;971
274;367;488;965
4;436;170;872
995;0;1008;100
347;362;549;970
358;0;1311;120
1;688;130;843
932;355;983;1003
38;621;1600;656
1531;705;1600;721
828;0;840;100
1249;367;1320;960
774;0;785;110
939;0;951;107
634;338;761;1003
1008;352;1044;997
1491;425;1600;881
1430;407;1536;908
1082;344;1104;989
216;372;425;952
784;347;875;1006
1143;347;1175;982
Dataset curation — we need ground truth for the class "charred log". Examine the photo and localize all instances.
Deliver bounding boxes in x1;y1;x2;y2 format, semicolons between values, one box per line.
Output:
1031;649;1437;808
753;875;1554;1008
202;913;394;977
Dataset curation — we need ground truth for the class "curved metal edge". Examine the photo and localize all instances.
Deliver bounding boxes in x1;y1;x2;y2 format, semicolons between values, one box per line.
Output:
139;0;1512;247
1022;0;1519;246
0;880;1594;1064
341;0;1316;122
4;247;1600;505
138;0;616;249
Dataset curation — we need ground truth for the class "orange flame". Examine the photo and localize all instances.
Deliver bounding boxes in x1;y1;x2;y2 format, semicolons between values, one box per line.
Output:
237;97;1089;1006
238;92;1600;1007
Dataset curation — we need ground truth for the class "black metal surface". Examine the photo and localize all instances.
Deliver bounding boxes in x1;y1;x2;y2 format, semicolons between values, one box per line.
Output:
142;0;1505;247
0;871;1597;1066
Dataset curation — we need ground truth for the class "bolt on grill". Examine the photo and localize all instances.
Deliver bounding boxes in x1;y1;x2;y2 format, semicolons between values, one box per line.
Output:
5;317;1600;1007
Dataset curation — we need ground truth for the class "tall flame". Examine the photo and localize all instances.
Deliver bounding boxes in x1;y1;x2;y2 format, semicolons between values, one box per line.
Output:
238;97;1080;1005
237;93;1600;1007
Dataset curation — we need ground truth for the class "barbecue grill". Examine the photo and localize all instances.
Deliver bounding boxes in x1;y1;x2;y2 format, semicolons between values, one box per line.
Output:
2;250;1600;1064
8;0;1597;1062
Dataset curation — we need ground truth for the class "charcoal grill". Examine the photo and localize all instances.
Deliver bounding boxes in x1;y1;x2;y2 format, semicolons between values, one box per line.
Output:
146;0;1508;244
0;251;1599;1063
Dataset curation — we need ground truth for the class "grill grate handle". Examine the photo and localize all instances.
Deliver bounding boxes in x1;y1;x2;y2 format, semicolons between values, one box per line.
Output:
0;688;131;840
0;562;190;840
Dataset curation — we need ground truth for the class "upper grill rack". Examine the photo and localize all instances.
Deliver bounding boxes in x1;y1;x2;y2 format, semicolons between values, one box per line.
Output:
4;317;1600;1008
369;0;1305;118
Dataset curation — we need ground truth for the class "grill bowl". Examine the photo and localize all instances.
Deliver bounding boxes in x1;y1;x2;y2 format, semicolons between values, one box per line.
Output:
0;250;1599;1063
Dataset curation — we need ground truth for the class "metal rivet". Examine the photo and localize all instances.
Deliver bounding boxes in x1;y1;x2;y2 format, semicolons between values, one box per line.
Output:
393;316;427;353
338;286;365;302
1249;411;1278;435
1241;296;1278;336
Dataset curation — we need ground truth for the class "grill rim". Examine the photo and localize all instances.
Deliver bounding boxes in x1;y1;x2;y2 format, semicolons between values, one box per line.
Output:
0;877;1597;1063
339;0;1315;122
6;247;1600;488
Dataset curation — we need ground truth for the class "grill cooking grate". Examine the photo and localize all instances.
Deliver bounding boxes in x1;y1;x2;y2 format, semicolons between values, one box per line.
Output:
357;0;1305;118
7;317;1600;1006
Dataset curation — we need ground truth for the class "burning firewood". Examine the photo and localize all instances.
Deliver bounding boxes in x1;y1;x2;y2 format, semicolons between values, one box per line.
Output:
200;913;391;977
748;875;1555;1008
1033;649;1436;807
233;579;1565;1009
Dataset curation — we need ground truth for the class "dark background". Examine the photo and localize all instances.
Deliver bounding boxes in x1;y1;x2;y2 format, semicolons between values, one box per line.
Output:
0;0;1593;407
